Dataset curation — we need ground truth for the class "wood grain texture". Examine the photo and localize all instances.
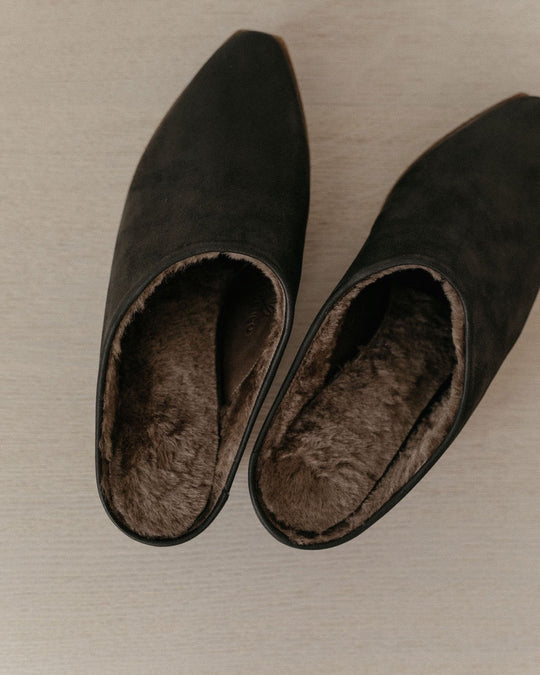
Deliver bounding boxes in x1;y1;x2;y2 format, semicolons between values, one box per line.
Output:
1;1;539;673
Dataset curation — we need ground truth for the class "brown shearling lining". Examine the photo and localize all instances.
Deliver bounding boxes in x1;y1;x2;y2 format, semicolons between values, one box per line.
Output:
254;266;465;546
99;252;285;539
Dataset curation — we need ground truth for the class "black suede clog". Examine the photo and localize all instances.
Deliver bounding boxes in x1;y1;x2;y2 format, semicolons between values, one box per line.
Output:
96;31;309;545
249;95;540;549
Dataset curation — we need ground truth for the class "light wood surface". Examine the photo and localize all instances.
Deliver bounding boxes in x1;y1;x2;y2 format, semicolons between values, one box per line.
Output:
2;2;539;673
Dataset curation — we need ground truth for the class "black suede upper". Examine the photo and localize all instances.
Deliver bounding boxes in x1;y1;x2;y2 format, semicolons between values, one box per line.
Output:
250;95;540;548
101;31;309;345
96;31;309;544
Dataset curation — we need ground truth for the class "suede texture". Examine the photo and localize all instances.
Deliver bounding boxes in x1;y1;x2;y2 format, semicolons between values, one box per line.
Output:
250;95;540;548
96;31;309;543
101;30;309;340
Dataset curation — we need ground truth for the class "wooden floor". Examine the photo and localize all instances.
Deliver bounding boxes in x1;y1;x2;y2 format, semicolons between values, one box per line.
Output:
2;2;539;673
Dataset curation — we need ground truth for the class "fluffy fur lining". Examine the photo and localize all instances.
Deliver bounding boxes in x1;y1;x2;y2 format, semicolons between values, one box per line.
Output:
99;252;285;539
253;266;465;546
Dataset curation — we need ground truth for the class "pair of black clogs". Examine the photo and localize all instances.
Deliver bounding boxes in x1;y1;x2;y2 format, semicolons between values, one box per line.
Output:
96;31;539;548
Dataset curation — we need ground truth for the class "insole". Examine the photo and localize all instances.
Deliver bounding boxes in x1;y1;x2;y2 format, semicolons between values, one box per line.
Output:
260;282;455;534
106;265;231;538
